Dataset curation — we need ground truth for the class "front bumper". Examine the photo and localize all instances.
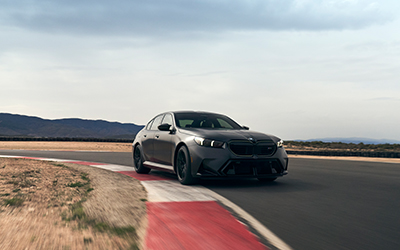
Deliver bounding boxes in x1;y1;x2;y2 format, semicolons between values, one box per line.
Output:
187;142;289;178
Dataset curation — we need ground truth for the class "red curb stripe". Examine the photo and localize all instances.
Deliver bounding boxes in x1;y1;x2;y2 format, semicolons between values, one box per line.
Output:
117;171;174;181
145;201;267;250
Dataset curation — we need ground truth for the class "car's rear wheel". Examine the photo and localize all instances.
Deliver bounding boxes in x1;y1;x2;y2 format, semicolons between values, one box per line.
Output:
257;177;277;182
133;145;151;174
176;146;196;185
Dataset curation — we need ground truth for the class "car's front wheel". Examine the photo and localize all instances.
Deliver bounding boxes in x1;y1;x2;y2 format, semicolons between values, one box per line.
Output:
176;146;196;185
133;145;151;174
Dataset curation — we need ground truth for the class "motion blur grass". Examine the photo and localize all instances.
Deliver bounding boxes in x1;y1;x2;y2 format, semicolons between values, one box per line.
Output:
3;197;24;206
62;198;139;249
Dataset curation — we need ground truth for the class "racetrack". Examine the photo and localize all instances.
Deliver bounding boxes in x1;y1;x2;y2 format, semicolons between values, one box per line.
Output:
1;149;399;250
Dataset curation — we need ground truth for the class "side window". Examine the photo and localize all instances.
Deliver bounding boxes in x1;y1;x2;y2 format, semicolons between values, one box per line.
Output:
150;115;164;130
161;114;173;126
145;119;154;130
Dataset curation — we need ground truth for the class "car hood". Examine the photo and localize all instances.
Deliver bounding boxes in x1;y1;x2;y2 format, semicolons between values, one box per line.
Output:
179;128;280;143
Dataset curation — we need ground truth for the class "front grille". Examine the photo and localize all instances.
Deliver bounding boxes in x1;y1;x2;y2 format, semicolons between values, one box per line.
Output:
229;140;276;156
220;159;283;176
229;142;253;156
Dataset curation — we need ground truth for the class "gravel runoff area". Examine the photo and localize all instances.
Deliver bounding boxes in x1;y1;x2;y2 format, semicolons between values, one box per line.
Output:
0;157;147;250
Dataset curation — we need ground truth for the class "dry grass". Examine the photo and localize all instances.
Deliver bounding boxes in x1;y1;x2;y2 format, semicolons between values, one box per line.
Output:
0;158;147;250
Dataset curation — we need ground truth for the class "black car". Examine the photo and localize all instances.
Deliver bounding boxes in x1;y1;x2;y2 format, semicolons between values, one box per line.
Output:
132;111;288;184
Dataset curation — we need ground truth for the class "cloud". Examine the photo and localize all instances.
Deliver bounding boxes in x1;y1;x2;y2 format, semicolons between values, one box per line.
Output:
0;0;393;38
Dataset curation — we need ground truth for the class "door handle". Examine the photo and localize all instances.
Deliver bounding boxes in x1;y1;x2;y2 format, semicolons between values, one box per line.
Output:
143;135;147;138
155;135;160;139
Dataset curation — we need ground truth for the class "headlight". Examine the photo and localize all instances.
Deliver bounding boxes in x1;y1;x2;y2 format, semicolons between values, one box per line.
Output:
194;137;224;148
277;139;284;148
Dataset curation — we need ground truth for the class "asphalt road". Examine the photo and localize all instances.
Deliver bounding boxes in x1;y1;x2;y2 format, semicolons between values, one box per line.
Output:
1;150;399;250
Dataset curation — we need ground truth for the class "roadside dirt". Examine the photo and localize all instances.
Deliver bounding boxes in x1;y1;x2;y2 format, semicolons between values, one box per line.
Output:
0;141;132;152
0;158;147;250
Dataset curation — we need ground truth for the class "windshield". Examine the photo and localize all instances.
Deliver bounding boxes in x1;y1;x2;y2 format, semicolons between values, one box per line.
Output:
174;113;243;130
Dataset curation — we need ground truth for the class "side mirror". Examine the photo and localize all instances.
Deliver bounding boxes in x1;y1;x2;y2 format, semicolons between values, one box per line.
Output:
242;126;250;130
158;123;172;131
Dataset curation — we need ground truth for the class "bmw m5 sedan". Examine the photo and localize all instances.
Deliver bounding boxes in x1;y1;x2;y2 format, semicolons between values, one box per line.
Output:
132;111;288;184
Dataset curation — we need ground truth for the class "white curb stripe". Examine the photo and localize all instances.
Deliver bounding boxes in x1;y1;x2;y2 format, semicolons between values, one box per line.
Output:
40;158;72;162
0;155;23;158
86;164;134;172
0;155;71;162
141;180;216;202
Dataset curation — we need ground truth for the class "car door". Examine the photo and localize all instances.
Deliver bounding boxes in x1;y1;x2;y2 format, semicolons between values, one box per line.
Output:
153;113;175;165
141;114;163;162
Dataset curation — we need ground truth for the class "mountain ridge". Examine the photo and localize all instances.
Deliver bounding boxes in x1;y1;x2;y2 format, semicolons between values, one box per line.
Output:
0;113;144;139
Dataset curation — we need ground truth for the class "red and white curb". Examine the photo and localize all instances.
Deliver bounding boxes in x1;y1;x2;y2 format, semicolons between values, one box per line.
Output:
0;155;292;250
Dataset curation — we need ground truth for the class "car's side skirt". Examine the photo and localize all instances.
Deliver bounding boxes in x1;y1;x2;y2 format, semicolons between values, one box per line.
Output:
143;161;174;172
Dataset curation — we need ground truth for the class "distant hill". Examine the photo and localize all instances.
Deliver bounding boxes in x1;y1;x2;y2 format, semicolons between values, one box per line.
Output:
0;113;144;140
296;137;400;145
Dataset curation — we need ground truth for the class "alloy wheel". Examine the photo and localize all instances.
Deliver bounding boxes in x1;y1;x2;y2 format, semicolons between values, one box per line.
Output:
177;151;186;180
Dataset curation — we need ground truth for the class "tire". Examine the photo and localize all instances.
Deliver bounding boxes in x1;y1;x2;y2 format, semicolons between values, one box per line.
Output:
133;145;151;174
176;146;196;185
257;177;277;182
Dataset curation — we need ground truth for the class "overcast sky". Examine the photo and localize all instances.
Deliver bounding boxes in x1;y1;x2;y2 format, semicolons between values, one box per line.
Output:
1;0;399;141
